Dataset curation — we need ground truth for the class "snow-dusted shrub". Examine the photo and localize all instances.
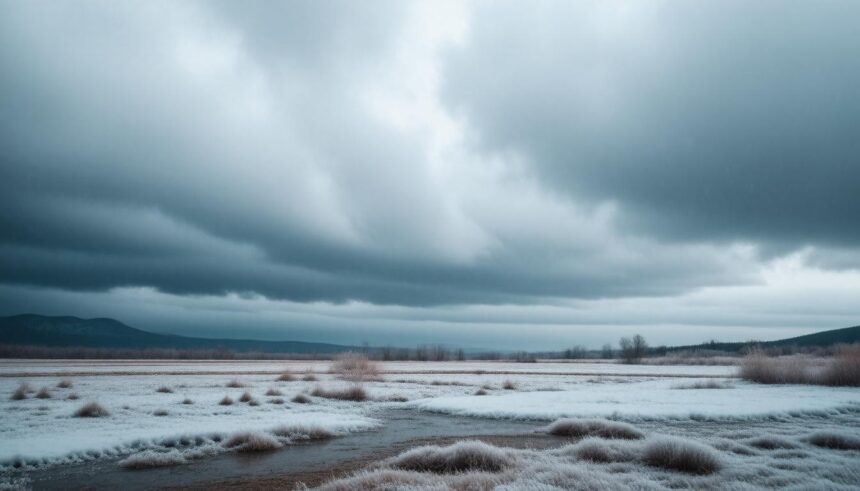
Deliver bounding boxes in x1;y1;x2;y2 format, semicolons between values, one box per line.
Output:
265;388;283;396
56;379;73;389
276;372;294;382
564;437;639;463
747;436;799;450
672;379;732;389
820;344;860;386
643;437;722;474
302;370;318;382
34;387;51;399
248;399;260;406
739;352;812;384
502;380;518;390
218;395;234;406
156;386;173;393
474;388;488;396
268;397;284;404
226;379;246;388
119;450;187;469
547;419;643;440
291;393;311;404
330;352;381;381
223;432;282;452
10;384;29;401
310;385;368;401
153;409;169;416
181;398;193;404
239;391;253;402
271;425;334;441
806;432;860;450
74;402;109;418
387;440;513;473
314;469;444;491
67;392;80;400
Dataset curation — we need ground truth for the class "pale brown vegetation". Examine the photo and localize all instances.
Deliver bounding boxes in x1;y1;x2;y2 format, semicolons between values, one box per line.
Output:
547;418;644;440
310;385;368;401
330;353;381;381
74;402;109;417
643;437;722;474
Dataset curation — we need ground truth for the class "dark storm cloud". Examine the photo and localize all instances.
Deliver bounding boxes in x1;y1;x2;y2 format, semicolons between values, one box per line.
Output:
0;0;851;315
442;0;860;247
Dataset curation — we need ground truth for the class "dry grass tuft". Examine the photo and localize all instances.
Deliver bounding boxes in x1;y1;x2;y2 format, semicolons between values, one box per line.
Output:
310;385;368;401
74;402;109;418
226;379;247;388
153;409;169;416
386;440;513;474
10;385;28;401
248;399;260;406
223;431;282;452
56;379;73;389
35;387;51;399
67;392;80;400
643;437;722;474
302;370;318;382
672;379;732;390
119;450;187;469
268;397;284;404
747;436;798;450
239;391;253;403
740;346;860;386
565;437;639;463
276;372;295;382
181;398;194;405
291;393;312;404
547;419;644;440
156;386;174;393
474;388;488;396
271;425;334;440
265;388;283;396
821;344;860;386
219;395;234;406
330;352;381;381
502;380;518;390
806;432;860;450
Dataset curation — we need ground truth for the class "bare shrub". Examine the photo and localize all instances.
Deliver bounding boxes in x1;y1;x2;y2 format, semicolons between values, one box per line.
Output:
181;398;193;405
265;388;283;396
330;353;381;381
156;386;173;393
747;436;798;450
302;370;318;382
239;391;253;403
387;440;513;473
74;402;109;418
35;387;51;399
119;450;186;469
218;395;234;406
223;431;282;452
806;432;860;450
291;393;311;404
502;380;518;390
67;392;80;400
57;380;73;389
474;389;488;396
226;379;246;388
547;419;643;440
10;384;28;401
820;344;860;386
643;437;722;474
153;409;169;416
276;372;294;382
310;385;368;401
672;379;733;390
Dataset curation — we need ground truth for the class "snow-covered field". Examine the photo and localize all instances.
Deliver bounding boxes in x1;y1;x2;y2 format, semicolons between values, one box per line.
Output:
1;359;858;489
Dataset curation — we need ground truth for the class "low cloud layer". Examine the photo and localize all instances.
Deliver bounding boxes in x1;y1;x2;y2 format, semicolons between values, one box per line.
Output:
1;1;858;348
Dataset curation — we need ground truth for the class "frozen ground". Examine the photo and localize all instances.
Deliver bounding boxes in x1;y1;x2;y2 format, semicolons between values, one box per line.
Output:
1;360;858;489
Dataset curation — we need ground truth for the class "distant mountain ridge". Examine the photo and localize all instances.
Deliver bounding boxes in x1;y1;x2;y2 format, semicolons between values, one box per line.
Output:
0;314;357;354
665;324;860;353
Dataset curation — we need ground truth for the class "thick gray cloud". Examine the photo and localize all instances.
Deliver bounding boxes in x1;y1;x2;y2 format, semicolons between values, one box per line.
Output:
443;0;860;247
0;1;857;346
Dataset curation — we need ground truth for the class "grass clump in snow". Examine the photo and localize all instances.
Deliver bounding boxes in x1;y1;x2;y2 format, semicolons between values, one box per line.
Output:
502;380;518;390
387;440;513;473
156;386;173;393
74;402;109;418
265;388;283;396
474;388;488;396
56;379;73;389
672;379;732;389
740;346;860;386
67;392;80;400
806;432;860;450
181;398;194;405
219;395;234;406
35;387;51;399
119;450;187;469
821;344;860;386
291;393;312;404
547;419;644;440
238;391;253;403
746;436;799;450
10;383;31;400
226;379;247;388
268;397;284;404
302;370;318;381
153;409;169;416
562;437;639;463
223;432;282;452
643;437;722;474
310;384;368;401
276;372;295;382
271;425;334;441
330;352;381;381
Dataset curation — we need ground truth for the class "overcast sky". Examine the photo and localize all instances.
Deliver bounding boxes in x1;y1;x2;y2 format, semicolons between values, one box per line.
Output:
1;0;859;349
